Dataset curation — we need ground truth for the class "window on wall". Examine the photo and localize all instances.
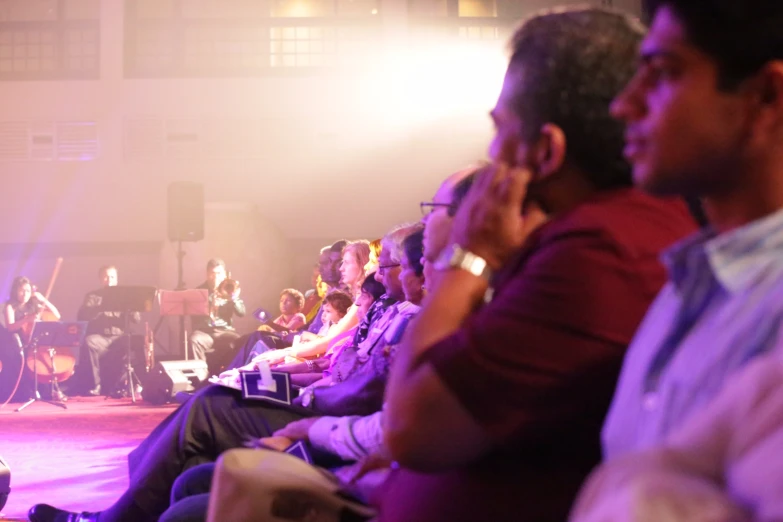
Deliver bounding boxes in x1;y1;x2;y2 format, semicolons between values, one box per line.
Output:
0;0;100;80
408;0;508;43
458;0;496;17
125;0;381;76
407;0;497;17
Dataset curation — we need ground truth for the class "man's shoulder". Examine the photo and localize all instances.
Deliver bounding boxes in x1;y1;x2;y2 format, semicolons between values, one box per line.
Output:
535;189;696;255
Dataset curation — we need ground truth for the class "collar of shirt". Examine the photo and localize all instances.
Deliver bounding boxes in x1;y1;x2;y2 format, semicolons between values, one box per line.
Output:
662;207;783;295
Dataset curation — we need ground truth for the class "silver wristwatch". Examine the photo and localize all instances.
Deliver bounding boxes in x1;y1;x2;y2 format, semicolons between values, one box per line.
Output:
434;244;493;281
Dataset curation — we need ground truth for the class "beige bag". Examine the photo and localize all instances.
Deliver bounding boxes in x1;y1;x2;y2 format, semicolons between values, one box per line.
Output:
206;448;377;522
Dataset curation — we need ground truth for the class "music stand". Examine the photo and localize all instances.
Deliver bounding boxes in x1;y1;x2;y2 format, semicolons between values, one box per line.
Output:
16;321;87;412
99;286;156;403
158;289;209;360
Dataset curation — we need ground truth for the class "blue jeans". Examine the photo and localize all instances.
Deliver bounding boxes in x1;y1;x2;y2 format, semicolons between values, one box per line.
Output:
158;463;215;522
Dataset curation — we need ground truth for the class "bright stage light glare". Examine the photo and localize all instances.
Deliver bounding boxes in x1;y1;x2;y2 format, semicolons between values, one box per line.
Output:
377;41;507;127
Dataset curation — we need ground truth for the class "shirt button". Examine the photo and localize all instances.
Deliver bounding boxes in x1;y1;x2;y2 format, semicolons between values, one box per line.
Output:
643;392;658;411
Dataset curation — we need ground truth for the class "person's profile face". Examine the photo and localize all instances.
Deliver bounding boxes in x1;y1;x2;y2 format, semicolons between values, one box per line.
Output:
17;283;32;304
375;249;403;301
321;301;339;324
399;253;424;305
610;6;750;197
101;268;118;288
279;293;299;315
422;182;455;266
326;251;343;284
340;251;362;288
207;265;226;289
488;67;530;168
356;290;375;321
317;251;331;278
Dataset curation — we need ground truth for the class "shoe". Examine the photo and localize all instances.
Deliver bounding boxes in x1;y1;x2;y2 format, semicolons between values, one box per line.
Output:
28;503;100;522
88;386;101;396
52;390;68;402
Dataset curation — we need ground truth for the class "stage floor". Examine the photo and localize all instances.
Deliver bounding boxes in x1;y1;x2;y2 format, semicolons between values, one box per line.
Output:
0;396;176;520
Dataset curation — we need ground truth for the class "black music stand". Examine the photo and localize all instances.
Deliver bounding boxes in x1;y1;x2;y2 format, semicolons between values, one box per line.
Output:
99;286;156;403
158;289;209;360
16;321;87;412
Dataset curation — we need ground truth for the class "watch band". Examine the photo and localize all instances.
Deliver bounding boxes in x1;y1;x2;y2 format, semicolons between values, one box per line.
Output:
435;244;492;281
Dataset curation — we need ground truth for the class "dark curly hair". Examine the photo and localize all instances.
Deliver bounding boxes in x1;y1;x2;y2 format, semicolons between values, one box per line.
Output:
279;288;305;310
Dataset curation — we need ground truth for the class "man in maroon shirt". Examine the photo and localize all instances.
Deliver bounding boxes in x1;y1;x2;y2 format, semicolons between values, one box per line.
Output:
381;7;698;522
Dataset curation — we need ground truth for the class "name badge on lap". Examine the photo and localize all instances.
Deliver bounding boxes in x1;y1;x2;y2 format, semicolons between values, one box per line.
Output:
241;371;292;405
284;440;314;464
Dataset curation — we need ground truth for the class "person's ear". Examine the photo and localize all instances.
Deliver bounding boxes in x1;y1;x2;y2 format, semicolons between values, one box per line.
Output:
532;123;567;180
748;61;783;139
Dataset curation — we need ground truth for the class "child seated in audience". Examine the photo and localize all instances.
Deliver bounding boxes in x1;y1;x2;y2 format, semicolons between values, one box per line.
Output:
315;290;354;337
258;288;307;334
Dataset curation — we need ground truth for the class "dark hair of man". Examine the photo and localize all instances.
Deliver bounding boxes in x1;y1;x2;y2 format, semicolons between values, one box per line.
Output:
9;276;31;302
508;8;645;189
643;0;783;90
98;264;117;276
402;229;425;277
361;272;386;302
280;288;305;310
329;240;348;254
323;290;354;317
448;168;481;217
206;258;225;271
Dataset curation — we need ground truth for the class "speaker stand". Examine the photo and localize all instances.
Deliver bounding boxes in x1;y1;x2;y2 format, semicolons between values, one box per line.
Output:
175;240;189;360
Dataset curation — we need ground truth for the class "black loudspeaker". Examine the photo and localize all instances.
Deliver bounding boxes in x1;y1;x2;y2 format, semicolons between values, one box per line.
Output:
0;454;9;511
167;181;204;242
142;360;208;404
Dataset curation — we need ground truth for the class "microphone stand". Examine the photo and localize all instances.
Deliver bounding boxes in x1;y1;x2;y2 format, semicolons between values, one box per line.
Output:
15;332;67;412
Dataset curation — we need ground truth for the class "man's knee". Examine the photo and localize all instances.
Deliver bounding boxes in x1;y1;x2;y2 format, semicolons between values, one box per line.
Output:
170;463;216;503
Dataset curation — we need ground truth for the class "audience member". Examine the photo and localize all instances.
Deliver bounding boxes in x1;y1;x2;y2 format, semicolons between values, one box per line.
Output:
301;261;327;322
601;0;783;461
379;8;696;522
257;288;307;334
571;349;783;521
400;228;425;305
567;1;783;519
340;240;371;300
317;290;354;336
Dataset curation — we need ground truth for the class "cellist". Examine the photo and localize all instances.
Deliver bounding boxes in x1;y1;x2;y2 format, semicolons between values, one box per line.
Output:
2;276;61;346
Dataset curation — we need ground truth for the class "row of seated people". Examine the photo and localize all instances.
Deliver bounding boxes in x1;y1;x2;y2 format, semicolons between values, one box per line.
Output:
27;2;783;522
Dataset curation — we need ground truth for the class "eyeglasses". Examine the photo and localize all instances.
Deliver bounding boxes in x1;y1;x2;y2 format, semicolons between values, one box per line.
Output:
377;263;401;272
420;202;454;216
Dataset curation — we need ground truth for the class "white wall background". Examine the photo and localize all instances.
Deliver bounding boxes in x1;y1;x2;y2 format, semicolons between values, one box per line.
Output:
0;0;641;353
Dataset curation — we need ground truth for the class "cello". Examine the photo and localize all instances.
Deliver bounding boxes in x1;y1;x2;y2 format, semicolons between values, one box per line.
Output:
24;258;77;385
